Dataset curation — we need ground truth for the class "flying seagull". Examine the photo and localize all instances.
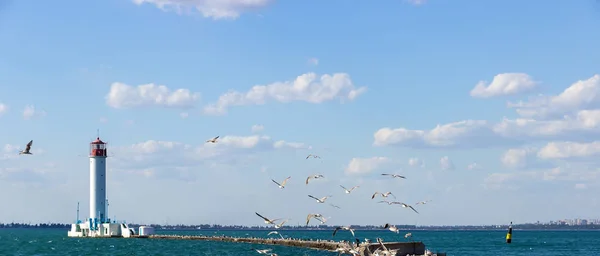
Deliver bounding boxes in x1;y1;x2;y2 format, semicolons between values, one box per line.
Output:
271;176;291;189
267;231;284;239
255;212;281;225
378;200;401;205
252;248;273;254
306;213;323;225
273;219;288;229
305;174;324;185
398;202;420;214
306;154;321;159
340;185;360;194
383;223;399;233
329;203;341;209
206;136;219;143
371;191;396;199
332;226;355;237
415;200;431;205
19;140;33;155
405;232;413;240
308;195;331;203
381;173;406;179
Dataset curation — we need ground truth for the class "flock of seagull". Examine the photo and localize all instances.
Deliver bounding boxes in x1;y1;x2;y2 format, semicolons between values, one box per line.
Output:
205;136;434;255
12;137;433;255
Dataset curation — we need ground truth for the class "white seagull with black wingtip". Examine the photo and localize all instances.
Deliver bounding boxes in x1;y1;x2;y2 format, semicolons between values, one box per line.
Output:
18;140;33;155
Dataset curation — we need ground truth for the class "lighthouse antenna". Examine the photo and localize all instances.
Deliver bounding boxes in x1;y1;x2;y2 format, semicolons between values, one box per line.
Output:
97;129;100;138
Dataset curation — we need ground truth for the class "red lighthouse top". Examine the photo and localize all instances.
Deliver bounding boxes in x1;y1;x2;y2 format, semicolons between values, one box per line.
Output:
90;137;107;157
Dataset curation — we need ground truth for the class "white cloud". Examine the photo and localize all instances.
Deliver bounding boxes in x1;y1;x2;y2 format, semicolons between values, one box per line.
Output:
0;103;7;116
484;166;600;190
112;134;308;171
408;157;424;168
373;110;600;148
575;183;587;190
345;157;390;175
106;82;200;109
99;117;108;123
537;141;600;159
470;73;538;98
440;156;454;170
501;147;537;168
251;124;264;133
203;72;367;115
131;0;272;20
467;163;479;170
180;112;189;119
508;74;600;119
307;58;319;66
405;0;426;5
23;105;46;120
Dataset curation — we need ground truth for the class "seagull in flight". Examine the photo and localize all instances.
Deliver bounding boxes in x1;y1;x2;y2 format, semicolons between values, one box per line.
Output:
18;140;33;155
340;185;360;194
381;173;406;179
415;200;431;205
273;219;288;229
398;202;419;214
308;195;331;203
306;154;321;159
252;248;273;254
329;203;341;209
271;176;291;189
206;136;219;143
255;212;281;225
372;191;396;199
306;213;323;225
405;232;413;240
383;223;399;233
305;174;324;185
332;226;355;237
378;200;401;205
267;231;284;239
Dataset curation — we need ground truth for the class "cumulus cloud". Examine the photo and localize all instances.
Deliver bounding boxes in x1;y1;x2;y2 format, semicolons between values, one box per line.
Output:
251;124;264;133
203;72;367;115
106;82;200;109
345;157;390;175
537;141;600;159
508;74;600;119
470;73;538;98
405;0;427;5
440;156;454;170
23;105;46;120
484;166;600;190
111;134;309;179
408;157;424;168
131;0;272;20
0;103;7;116
467;163;480;170
501;147;537;169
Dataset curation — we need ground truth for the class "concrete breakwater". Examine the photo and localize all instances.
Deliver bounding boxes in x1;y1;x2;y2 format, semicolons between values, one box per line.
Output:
144;234;342;251
138;234;446;255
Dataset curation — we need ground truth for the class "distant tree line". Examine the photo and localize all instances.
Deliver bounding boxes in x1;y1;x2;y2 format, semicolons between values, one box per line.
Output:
1;222;599;230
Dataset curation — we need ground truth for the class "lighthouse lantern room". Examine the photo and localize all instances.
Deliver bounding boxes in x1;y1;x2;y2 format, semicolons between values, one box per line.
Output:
67;136;134;238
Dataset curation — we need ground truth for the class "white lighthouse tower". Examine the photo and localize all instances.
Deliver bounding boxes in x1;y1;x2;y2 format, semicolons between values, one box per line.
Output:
89;137;107;224
67;136;135;238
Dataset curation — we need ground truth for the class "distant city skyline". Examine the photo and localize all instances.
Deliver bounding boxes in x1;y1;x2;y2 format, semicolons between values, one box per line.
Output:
1;0;600;226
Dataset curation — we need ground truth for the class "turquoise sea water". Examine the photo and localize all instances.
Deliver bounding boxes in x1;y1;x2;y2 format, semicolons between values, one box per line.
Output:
0;228;599;255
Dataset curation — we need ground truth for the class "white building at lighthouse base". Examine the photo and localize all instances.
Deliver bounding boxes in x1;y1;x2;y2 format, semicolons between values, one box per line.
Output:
67;221;135;238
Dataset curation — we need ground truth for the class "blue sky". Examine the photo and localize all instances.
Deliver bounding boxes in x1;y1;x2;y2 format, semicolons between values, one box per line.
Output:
1;0;600;226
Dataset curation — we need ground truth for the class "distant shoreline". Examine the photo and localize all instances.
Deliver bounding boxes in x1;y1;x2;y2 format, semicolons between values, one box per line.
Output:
1;223;600;231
